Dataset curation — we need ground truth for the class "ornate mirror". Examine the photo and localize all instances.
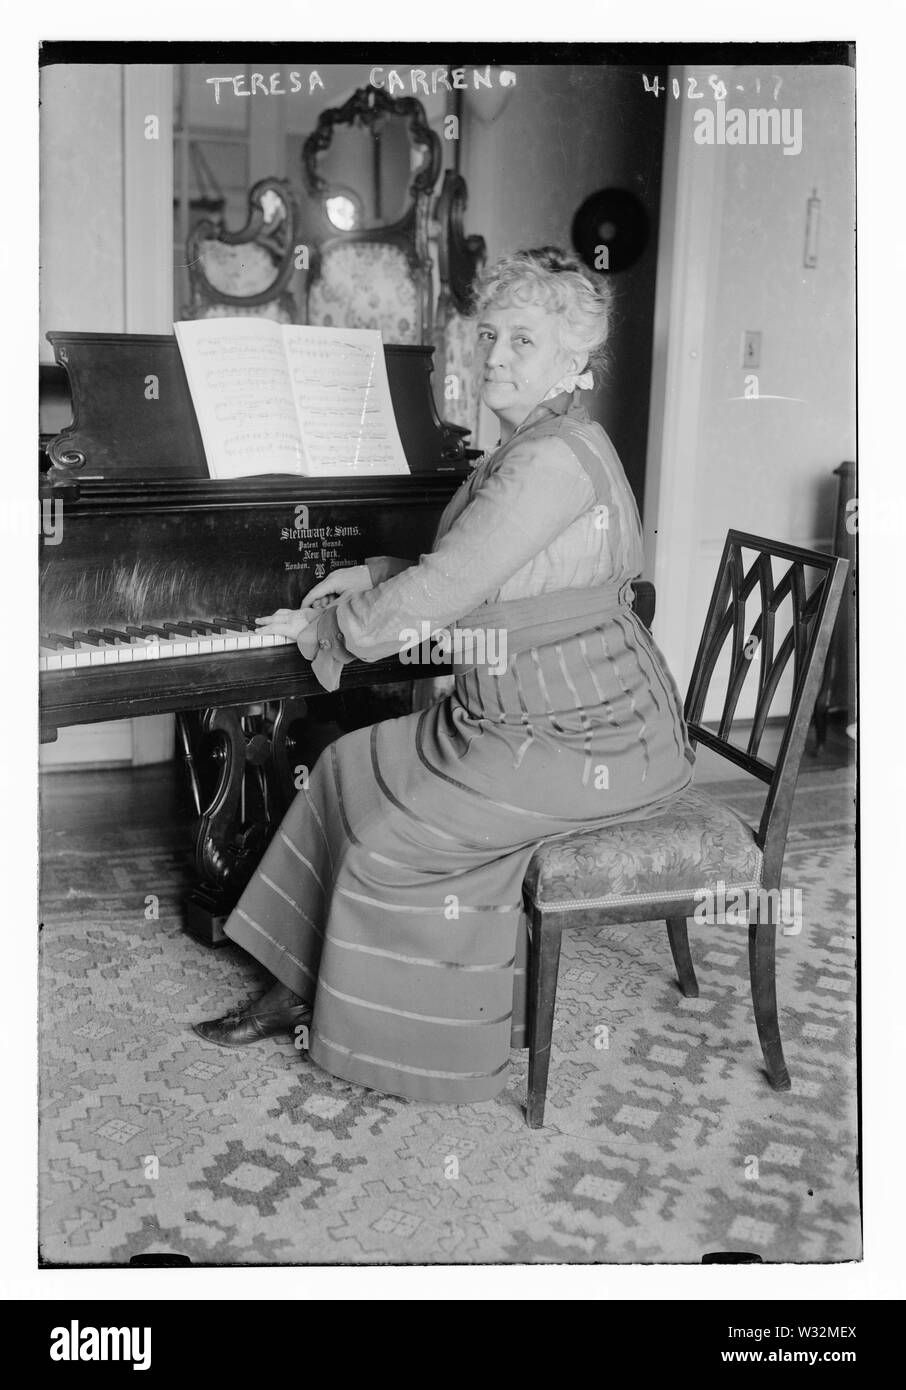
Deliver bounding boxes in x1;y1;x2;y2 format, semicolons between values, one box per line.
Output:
304;86;440;232
301;87;441;344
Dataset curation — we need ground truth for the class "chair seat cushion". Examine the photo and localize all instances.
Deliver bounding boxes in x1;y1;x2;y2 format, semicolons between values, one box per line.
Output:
524;786;763;911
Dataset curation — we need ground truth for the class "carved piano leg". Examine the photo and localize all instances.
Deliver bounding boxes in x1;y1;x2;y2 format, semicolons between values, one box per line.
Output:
180;699;308;946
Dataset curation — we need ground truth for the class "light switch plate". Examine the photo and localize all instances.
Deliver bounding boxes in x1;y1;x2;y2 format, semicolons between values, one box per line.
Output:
743;331;762;368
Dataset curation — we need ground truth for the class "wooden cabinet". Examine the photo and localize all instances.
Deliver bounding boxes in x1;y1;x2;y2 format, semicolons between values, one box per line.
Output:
814;460;856;744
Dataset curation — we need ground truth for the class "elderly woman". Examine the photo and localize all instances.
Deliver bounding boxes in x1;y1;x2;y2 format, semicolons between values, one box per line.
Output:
195;246;694;1102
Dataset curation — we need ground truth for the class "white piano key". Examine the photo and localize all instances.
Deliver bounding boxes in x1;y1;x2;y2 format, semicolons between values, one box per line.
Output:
156;638;190;658
39;615;299;674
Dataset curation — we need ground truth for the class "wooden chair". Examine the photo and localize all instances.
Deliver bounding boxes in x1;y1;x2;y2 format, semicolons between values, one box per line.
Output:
183;177;300;323
522;532;849;1127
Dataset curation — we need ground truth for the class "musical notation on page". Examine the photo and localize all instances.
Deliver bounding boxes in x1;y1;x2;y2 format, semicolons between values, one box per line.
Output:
285;326;409;476
174;319;410;478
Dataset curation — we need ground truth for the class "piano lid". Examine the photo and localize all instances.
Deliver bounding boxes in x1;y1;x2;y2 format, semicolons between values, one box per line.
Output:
44;332;470;484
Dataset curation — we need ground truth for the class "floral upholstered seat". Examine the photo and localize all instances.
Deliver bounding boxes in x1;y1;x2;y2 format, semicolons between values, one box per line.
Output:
199;240;284;298
307;242;421;344
524;786;763;912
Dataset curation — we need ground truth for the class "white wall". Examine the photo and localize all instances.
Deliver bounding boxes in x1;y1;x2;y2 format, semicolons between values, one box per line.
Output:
41;64;175;767
647;64;856;718
40;65;126;357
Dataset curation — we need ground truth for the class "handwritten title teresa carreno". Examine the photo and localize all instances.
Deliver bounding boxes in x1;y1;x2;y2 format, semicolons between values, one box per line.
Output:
206;66;517;103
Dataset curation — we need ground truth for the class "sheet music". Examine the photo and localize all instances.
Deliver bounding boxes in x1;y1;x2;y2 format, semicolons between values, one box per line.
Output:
174;319;309;478
284;326;410;476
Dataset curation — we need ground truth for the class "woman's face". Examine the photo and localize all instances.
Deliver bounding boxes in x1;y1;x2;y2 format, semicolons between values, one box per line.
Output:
477;300;578;428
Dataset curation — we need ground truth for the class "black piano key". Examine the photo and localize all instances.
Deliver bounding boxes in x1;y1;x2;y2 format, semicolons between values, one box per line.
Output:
44;633;78;649
213;617;254;632
162;622;204;638
136;624;172;640
71;630;105;646
188;619;223;634
102;628;133;644
86;629;116;645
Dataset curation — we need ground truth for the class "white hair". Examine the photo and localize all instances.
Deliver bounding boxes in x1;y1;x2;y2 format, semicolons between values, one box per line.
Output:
472;246;614;378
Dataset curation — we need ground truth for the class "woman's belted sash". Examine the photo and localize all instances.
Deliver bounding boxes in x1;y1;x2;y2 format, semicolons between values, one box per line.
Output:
451;580;639;671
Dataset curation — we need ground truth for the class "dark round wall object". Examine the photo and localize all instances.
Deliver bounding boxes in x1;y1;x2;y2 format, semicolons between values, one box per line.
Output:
571;188;650;273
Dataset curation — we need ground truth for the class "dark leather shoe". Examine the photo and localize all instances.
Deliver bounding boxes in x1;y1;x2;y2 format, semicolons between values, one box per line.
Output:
194;999;312;1048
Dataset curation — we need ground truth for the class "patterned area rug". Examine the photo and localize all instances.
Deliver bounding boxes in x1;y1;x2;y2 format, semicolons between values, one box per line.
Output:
39;766;858;1265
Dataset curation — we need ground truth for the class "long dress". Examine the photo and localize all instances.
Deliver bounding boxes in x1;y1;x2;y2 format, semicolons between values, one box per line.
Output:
222;390;694;1103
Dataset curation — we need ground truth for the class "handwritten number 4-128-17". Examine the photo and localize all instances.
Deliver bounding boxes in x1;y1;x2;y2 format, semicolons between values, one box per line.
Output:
642;74;783;102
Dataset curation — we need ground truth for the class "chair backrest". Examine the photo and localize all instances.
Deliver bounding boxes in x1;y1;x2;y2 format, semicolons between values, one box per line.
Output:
684;530;848;882
301;86;440;344
305;240;424;343
183;177;300;323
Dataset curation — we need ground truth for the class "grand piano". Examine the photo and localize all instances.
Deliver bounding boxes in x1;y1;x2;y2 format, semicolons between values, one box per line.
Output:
40;331;655;945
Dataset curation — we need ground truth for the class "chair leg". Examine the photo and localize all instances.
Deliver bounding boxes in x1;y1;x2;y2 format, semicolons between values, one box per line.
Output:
666;916;699;997
526;904;564;1129
748;922;792;1091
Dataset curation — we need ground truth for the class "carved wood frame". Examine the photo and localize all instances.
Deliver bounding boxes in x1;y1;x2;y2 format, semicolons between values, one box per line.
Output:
431;170;487;439
434;169;486;315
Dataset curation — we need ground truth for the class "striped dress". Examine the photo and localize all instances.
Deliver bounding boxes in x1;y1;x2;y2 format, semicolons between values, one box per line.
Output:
223;391;694;1102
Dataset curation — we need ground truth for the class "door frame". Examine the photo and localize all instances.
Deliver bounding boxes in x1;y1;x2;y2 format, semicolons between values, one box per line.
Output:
643;66;728;692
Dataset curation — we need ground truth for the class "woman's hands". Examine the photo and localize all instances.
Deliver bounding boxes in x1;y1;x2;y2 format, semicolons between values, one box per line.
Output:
254;607;316;641
254;568;371;662
302;564;373;610
255;607;322;660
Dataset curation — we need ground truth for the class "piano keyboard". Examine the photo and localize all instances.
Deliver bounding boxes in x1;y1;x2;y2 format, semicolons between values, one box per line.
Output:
39;618;294;672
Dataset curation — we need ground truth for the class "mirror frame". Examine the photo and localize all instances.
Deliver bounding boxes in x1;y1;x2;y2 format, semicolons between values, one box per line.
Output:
301;86;442;343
